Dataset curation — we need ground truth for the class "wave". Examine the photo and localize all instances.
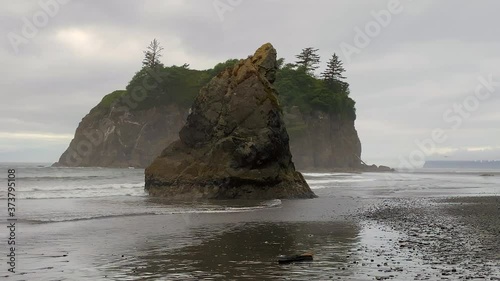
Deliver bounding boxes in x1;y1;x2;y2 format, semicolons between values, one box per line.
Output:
18;193;147;200
306;178;375;185
17;213;158;223
302;173;356;177
21;183;144;193
18;175;102;181
0;183;146;199
20;199;282;223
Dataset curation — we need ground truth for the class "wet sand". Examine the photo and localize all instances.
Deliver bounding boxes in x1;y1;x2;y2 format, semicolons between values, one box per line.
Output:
6;195;499;280
366;196;500;280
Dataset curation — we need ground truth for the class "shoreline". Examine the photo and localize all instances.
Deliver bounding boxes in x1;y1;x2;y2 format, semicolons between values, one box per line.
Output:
10;194;500;280
5;166;500;280
365;196;500;279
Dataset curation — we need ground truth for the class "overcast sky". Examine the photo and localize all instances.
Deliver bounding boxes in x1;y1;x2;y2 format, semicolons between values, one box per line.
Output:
1;0;499;168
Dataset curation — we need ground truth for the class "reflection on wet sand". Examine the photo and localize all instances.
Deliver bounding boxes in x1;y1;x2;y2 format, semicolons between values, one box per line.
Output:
14;171;500;280
126;221;360;280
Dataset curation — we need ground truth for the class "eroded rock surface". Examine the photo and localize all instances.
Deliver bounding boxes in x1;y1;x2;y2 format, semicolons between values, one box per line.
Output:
145;43;315;199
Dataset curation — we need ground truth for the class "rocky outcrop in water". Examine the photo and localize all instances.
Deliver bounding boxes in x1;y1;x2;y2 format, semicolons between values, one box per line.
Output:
54;103;363;170
54;49;366;171
145;43;315;199
284;107;362;170
54;103;186;168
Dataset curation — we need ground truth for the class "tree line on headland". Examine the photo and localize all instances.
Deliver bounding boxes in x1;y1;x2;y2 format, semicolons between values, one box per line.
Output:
97;39;356;120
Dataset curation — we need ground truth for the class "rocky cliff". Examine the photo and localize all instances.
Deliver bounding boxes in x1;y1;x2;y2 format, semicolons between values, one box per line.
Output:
55;97;186;168
55;105;361;170
145;43;315;199
55;56;363;171
284;107;361;170
56;107;363;169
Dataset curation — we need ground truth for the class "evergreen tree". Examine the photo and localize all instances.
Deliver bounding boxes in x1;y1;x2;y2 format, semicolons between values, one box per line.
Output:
322;53;346;82
295;47;320;75
142;39;164;68
276;57;285;69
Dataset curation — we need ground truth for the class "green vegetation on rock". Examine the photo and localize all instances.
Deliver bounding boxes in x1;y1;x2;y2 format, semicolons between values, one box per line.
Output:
92;90;126;113
95;42;356;120
274;63;355;119
57;43;362;170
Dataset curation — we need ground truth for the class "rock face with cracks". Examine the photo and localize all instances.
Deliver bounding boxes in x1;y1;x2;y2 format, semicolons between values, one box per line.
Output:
145;43;316;199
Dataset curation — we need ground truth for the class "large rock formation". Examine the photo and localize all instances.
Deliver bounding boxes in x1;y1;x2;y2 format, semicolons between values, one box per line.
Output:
145;43;315;199
284;107;361;170
54;50;365;171
54;103;362;170
54;101;186;168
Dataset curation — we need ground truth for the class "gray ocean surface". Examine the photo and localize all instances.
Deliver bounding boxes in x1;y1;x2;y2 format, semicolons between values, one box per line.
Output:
1;163;499;280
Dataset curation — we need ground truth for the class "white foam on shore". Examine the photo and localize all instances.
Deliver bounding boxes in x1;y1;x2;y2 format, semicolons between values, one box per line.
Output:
302;173;355;177
24;183;144;192
20;199;282;223
6;183;146;199
306;178;375;185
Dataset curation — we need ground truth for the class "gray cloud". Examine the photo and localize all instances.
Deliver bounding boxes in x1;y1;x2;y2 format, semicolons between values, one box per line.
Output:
1;0;499;165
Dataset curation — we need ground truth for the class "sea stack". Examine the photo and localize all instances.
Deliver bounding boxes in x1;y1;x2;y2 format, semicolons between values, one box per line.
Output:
145;43;316;199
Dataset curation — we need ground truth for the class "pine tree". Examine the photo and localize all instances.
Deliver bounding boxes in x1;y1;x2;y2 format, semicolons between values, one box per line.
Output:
142;39;164;68
276;57;285;69
295;47;320;75
321;53;346;82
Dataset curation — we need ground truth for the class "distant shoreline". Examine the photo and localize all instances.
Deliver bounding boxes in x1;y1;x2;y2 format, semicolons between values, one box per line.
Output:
424;160;500;169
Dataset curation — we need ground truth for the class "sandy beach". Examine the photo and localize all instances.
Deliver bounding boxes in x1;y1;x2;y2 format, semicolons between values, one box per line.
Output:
2;167;500;280
8;196;500;280
366;196;500;280
4;1;500;280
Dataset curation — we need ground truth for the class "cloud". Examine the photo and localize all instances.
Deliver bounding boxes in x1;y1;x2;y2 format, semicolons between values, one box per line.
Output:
0;132;73;141
428;146;500;161
1;0;500;164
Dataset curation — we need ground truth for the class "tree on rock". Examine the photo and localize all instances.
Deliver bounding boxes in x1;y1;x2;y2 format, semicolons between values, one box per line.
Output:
295;47;320;75
322;53;348;92
142;39;164;68
322;53;345;81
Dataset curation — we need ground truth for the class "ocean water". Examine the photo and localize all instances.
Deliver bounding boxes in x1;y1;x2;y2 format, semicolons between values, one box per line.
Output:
0;163;499;223
1;163;499;280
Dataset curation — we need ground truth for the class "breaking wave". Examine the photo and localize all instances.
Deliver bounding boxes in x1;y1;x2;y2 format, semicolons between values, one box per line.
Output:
20;199;282;223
